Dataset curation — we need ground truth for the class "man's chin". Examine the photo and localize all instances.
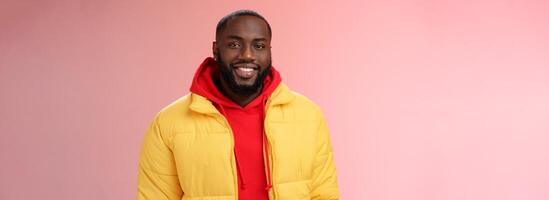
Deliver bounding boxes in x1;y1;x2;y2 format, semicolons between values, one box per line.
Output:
234;83;256;90
234;80;256;87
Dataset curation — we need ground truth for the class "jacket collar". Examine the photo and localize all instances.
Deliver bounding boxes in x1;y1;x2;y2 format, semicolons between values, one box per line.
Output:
189;83;295;115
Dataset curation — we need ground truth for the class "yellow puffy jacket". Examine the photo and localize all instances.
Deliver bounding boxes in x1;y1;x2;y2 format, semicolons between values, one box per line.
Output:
137;83;339;200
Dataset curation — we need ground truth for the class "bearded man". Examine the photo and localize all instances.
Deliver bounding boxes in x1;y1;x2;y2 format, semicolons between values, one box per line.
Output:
137;10;339;200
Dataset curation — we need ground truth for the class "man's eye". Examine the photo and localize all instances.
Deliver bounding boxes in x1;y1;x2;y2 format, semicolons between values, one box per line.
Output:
254;44;266;49
228;42;240;48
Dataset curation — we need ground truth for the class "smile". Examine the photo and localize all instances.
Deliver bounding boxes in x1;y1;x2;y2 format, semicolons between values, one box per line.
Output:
233;66;258;79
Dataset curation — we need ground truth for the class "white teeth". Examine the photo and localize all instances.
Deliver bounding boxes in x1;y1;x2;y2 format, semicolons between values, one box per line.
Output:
238;67;254;72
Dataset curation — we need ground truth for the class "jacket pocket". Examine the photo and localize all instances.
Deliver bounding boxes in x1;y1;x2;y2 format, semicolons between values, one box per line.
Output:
275;180;312;200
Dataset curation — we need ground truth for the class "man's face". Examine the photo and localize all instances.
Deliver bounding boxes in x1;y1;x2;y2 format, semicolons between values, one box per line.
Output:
214;15;272;96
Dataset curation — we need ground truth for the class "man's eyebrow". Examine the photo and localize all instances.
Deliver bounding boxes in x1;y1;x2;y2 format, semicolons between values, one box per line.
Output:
226;35;268;42
227;35;243;40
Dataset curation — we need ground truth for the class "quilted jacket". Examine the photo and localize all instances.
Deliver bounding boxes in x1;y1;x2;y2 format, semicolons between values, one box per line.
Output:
137;83;339;200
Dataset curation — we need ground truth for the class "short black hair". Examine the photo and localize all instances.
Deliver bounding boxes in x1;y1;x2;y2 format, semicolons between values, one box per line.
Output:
215;10;272;39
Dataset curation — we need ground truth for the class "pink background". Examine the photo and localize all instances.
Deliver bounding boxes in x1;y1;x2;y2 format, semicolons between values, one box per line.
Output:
1;0;549;199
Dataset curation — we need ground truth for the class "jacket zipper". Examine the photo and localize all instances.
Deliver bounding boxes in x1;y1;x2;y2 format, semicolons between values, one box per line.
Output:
263;101;277;200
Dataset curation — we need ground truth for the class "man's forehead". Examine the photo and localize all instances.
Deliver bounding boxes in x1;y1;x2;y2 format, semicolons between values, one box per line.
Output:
220;16;270;39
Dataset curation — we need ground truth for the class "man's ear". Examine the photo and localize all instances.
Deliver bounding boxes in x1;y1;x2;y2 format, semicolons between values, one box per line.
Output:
212;41;218;60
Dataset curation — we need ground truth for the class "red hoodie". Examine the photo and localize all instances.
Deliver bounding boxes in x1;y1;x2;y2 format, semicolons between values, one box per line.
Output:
189;57;281;200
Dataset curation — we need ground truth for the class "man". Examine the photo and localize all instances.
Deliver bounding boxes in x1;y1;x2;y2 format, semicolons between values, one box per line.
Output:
137;10;339;200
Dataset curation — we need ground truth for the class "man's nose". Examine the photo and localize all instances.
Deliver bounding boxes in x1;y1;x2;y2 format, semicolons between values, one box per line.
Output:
239;45;254;61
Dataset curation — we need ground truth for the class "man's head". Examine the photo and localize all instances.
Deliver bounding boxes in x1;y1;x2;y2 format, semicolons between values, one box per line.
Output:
213;10;272;96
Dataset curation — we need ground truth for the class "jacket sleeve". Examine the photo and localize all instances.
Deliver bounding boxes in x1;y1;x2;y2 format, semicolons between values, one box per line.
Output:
137;116;183;200
311;113;340;200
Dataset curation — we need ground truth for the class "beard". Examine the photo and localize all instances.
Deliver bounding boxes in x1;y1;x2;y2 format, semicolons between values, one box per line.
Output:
215;52;272;96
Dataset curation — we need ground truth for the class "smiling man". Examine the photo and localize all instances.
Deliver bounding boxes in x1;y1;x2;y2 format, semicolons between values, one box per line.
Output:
137;10;339;200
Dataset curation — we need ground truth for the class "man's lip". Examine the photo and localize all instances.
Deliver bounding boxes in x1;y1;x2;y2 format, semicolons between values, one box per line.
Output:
233;63;259;69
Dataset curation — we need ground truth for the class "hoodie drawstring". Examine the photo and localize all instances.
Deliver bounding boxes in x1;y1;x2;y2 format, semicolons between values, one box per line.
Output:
235;151;247;190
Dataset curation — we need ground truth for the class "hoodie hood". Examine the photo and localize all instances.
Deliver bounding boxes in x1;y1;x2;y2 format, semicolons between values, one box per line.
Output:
190;57;281;109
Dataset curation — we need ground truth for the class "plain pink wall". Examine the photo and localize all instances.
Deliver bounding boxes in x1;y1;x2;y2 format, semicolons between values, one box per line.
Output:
1;0;548;199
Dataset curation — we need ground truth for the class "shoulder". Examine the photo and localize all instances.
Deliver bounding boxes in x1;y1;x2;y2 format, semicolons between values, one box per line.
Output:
152;94;194;128
293;91;326;121
290;91;322;112
272;85;325;122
